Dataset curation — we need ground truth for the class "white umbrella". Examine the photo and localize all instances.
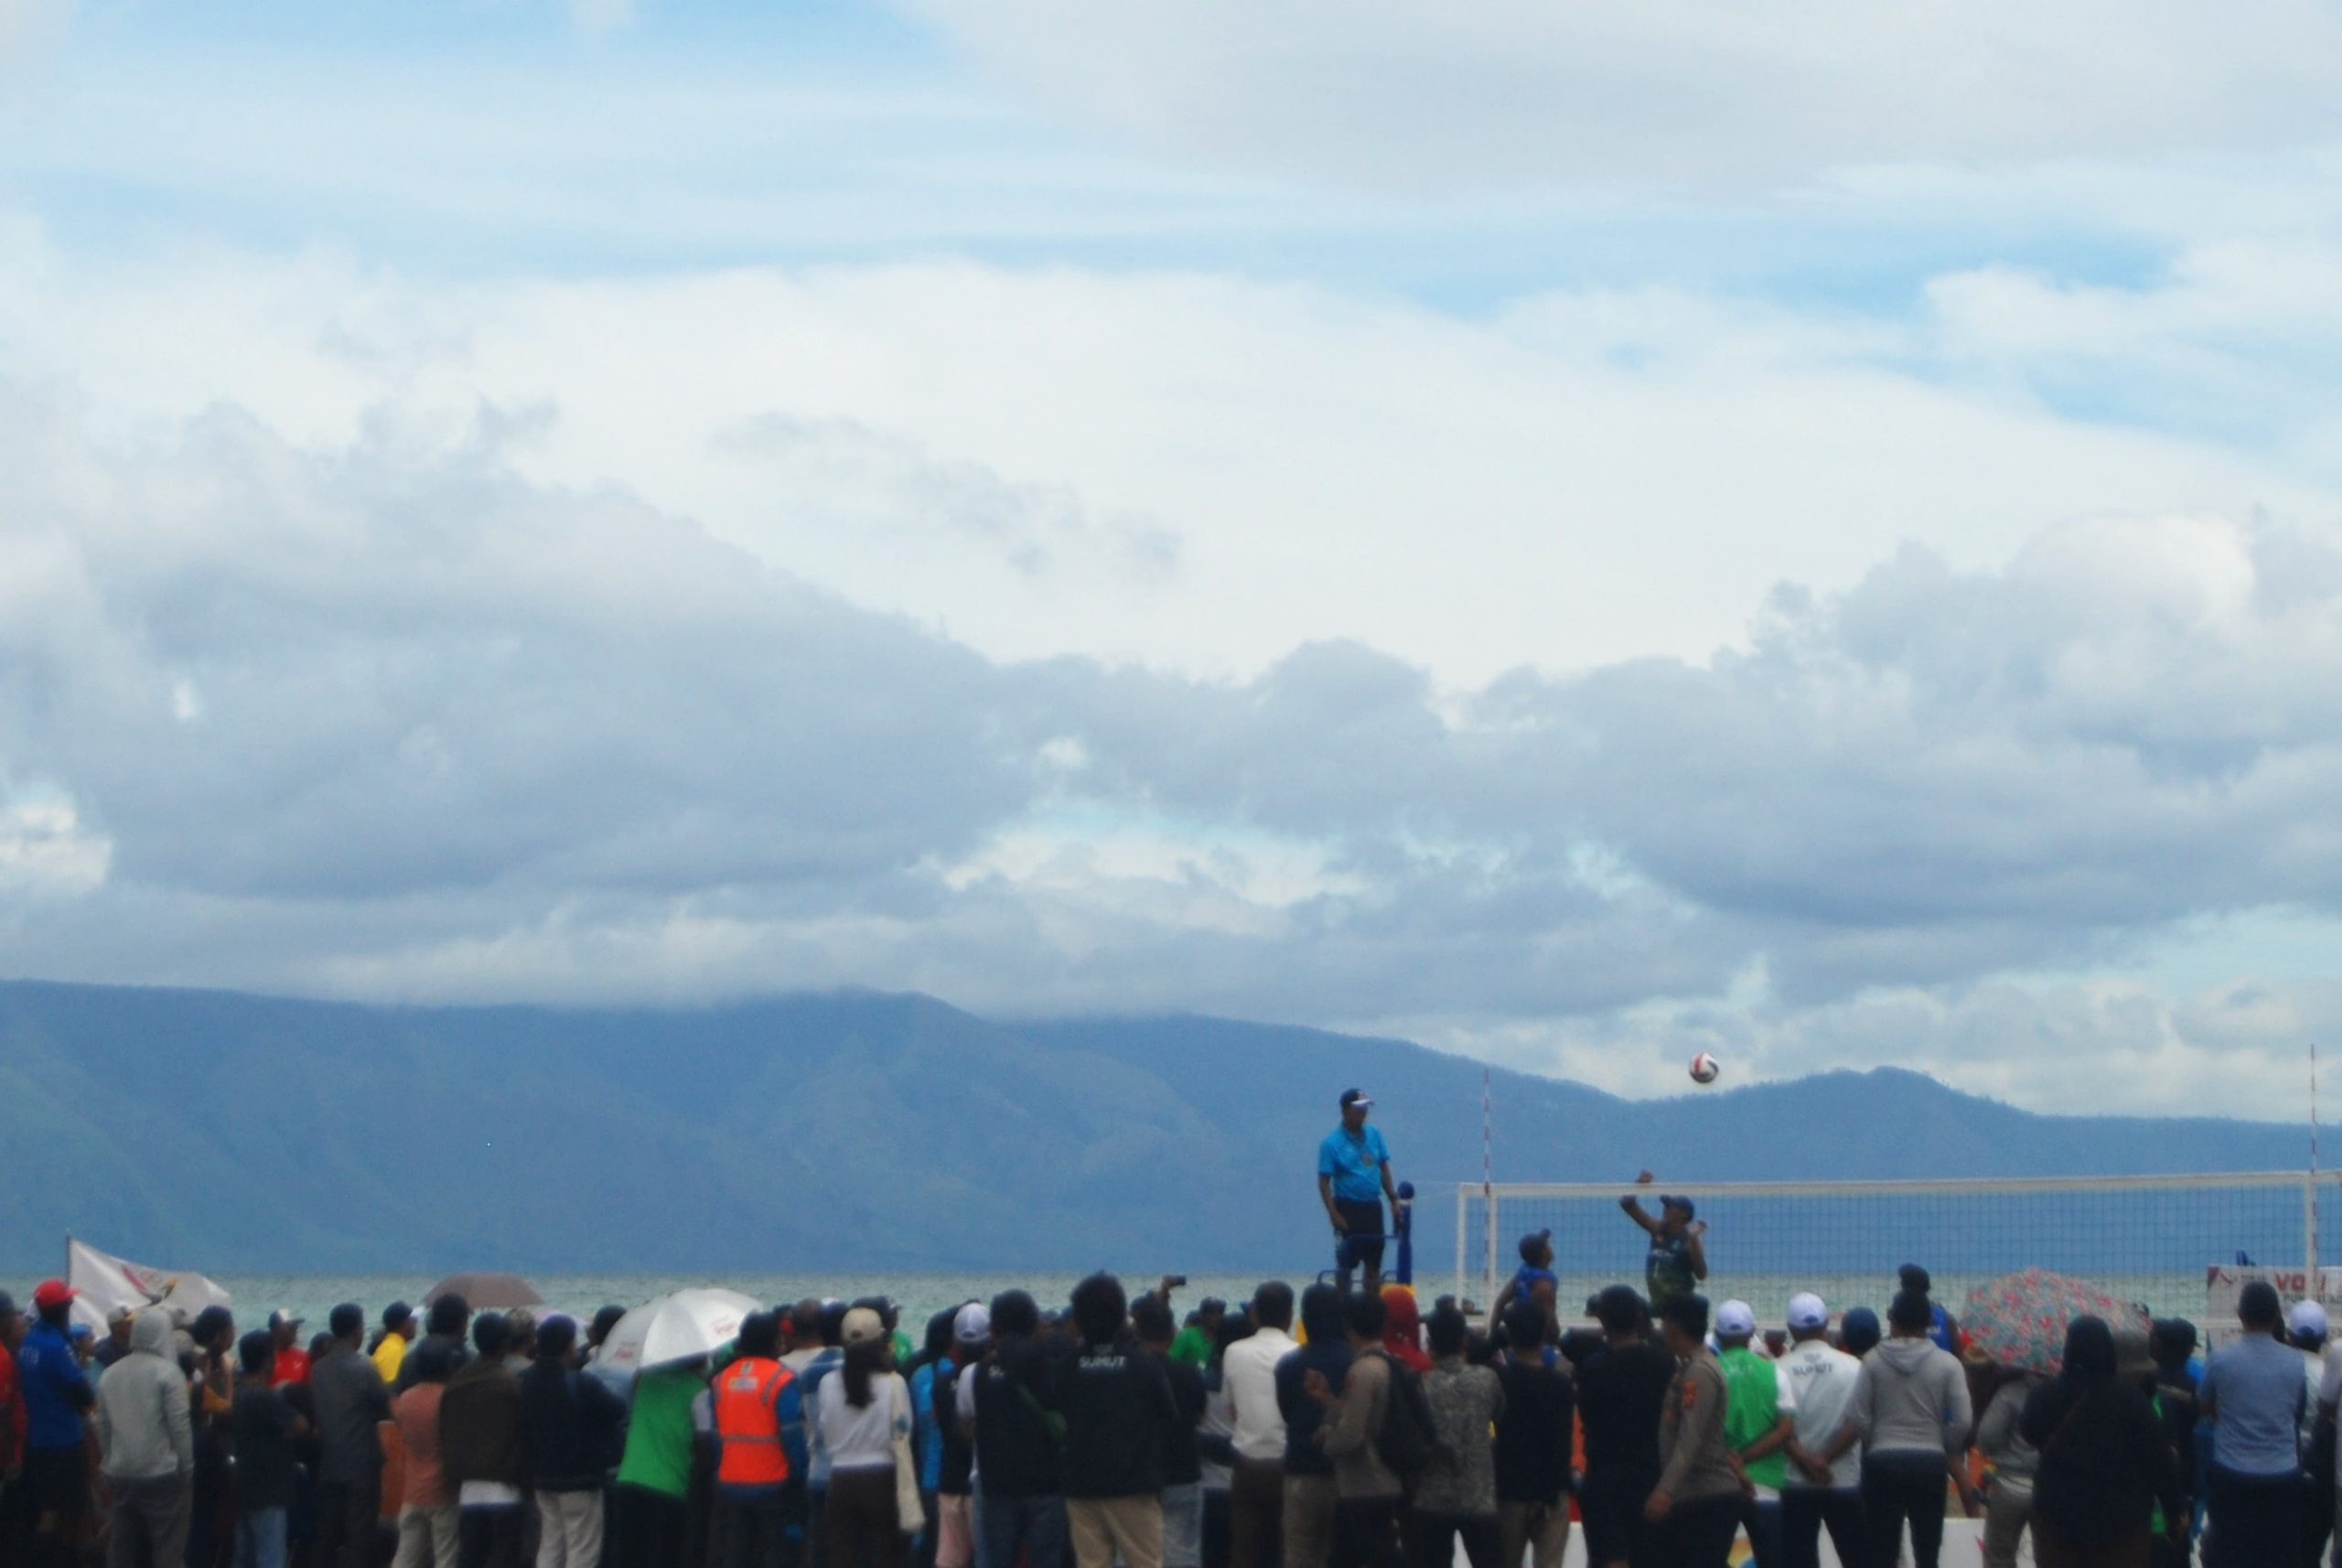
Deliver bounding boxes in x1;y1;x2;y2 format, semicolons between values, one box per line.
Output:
596;1288;760;1381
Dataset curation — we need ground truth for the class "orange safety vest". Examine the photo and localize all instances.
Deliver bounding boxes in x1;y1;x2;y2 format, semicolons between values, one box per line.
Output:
715;1357;794;1487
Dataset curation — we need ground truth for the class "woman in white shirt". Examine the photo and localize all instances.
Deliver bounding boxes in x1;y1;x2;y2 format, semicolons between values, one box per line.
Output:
819;1307;916;1568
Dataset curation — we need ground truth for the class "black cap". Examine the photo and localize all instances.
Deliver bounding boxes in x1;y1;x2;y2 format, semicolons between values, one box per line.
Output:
328;1302;365;1337
1519;1228;1552;1262
0;1291;16;1317
1338;1088;1372;1111
1660;1194;1695;1219
382;1300;414;1328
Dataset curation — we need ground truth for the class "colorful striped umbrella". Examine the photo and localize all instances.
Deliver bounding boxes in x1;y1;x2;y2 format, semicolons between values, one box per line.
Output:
1960;1267;2150;1373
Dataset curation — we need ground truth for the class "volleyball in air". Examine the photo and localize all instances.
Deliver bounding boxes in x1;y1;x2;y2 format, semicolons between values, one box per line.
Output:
1688;1052;1722;1086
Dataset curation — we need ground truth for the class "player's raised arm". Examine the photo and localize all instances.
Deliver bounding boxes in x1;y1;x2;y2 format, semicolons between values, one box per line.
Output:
1619;1168;1661;1233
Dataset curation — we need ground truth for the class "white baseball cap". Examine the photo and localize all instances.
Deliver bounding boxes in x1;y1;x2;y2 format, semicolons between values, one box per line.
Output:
1714;1299;1756;1338
2292;1300;2329;1339
953;1303;991;1345
1786;1294;1828;1331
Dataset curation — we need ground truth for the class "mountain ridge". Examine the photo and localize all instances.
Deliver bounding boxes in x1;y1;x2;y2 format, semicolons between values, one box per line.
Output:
0;978;2311;1274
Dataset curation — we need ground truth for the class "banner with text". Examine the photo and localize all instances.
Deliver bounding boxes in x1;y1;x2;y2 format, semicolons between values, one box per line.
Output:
2205;1262;2342;1341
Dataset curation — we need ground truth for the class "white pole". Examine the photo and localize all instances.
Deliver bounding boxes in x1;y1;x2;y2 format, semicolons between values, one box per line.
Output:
2312;1041;2322;1276
1454;1185;1467;1304
1486;1190;1500;1309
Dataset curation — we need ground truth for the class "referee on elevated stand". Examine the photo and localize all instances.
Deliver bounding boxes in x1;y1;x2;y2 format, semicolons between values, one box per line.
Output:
1318;1088;1401;1294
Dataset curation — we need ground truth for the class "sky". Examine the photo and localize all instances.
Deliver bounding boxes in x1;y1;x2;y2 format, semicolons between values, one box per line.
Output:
4;0;2342;1122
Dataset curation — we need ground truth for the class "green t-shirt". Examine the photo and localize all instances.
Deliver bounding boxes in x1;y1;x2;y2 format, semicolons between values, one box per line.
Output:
616;1364;704;1498
1718;1346;1787;1491
1168;1326;1214;1368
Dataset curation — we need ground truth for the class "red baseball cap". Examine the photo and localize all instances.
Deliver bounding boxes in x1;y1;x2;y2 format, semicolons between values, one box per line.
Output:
31;1279;77;1311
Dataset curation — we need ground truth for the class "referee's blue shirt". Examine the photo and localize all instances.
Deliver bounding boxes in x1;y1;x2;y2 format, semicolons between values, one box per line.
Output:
1318;1124;1391;1203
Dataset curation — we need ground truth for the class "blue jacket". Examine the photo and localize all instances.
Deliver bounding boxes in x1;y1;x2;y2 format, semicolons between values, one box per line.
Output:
789;1352;841;1485
910;1359;950;1492
19;1322;91;1450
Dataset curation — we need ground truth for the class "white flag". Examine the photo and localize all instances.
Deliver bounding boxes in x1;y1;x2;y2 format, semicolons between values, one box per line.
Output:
67;1238;232;1335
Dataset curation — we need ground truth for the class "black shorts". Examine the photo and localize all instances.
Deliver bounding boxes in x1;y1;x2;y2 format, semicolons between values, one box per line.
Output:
1577;1467;1655;1566
1335;1199;1386;1272
21;1444;90;1523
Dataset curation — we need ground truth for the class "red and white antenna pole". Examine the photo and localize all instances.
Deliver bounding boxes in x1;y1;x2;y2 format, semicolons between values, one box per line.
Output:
1482;1064;1494;1195
1481;1065;1498;1305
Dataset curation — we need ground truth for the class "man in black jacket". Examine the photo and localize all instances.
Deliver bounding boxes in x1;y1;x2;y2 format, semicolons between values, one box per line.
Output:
2018;1320;2185;1563
520;1316;625;1568
1574;1287;1674;1568
1275;1287;1352;1568
2147;1319;2200;1567
1061;1276;1176;1568
973;1292;1069;1568
310;1304;392;1568
442;1315;530;1568
1133;1297;1208;1568
1491;1302;1575;1568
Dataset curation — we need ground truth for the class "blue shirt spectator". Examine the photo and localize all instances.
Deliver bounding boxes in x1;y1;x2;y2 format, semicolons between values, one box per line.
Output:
909;1355;948;1491
2200;1331;2304;1477
19;1316;92;1450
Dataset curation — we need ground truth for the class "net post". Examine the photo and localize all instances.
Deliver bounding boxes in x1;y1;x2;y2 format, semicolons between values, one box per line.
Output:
1454;1185;1467;1304
1484;1189;1499;1308
2309;1173;2320;1277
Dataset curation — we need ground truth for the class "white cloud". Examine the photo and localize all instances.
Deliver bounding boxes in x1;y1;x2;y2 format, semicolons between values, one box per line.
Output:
905;0;2342;191
717;413;1180;585
5;362;2342;1119
3;229;2335;691
570;0;632;34
5;214;2342;1112
0;789;109;896
0;0;69;63
1418;973;2340;1122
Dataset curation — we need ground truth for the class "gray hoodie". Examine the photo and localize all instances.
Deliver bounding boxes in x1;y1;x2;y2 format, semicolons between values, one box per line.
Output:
94;1312;195;1481
1853;1337;1971;1458
1975;1377;2042;1487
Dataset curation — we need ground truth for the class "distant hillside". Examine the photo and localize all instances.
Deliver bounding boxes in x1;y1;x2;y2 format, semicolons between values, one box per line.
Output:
0;981;2314;1275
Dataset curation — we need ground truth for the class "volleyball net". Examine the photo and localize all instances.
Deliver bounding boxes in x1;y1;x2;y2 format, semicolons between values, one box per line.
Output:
1453;1173;2342;1326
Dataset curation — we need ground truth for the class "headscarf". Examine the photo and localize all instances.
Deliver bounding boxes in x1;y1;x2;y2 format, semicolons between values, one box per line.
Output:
2059;1316;2116;1382
1380;1286;1430;1373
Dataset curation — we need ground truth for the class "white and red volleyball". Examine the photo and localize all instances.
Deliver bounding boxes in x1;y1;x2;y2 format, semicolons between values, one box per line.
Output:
1688;1052;1722;1086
